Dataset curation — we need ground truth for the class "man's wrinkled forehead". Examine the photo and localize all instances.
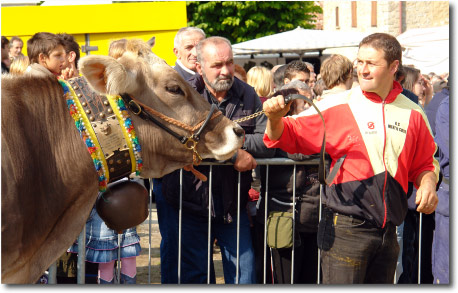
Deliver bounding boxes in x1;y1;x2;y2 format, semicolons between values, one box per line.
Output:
203;43;233;62
358;44;388;62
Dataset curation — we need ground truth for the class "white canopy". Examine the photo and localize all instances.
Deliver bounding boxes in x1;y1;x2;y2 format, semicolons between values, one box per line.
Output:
396;25;449;75
232;27;369;56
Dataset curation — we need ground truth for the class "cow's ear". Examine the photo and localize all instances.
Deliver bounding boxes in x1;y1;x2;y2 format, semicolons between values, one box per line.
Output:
78;55;137;95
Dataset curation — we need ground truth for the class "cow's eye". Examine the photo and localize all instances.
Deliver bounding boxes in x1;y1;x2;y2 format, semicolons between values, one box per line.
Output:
166;85;184;96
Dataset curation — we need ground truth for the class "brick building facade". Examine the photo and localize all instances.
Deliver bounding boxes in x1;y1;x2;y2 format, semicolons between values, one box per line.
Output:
321;1;449;36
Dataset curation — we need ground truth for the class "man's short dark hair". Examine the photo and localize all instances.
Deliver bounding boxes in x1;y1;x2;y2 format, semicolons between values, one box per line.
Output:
313;78;327;97
1;36;9;50
273;64;287;90
27;32;64;64
359;33;402;69
57;33;81;67
284;60;310;81
395;64;406;82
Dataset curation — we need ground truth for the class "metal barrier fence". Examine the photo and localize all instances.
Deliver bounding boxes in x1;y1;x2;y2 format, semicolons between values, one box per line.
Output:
47;158;423;284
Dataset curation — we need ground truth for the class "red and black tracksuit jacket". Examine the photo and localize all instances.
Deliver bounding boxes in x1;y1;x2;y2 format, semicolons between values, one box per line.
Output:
263;81;439;228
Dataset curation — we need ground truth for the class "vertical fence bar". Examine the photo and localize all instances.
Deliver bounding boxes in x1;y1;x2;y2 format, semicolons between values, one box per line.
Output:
117;235;122;283
418;212;423;284
67;158;322;285
317;184;324;284
207;166;213;284
263;165;269;284
290;164;296;284
60;159;324;284
178;169;183;284
236;171;241;284
77;227;86;284
48;263;56;284
148;178;153;284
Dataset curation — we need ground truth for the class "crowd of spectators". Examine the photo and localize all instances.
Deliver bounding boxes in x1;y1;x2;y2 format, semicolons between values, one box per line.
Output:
1;29;449;285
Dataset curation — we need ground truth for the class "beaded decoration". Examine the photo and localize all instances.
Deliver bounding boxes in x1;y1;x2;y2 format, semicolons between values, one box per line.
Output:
60;79;143;192
107;95;143;175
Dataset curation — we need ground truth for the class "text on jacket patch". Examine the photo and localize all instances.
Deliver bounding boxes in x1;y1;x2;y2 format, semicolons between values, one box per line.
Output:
387;121;407;134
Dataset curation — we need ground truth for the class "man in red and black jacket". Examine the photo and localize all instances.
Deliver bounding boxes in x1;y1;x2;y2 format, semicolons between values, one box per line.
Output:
263;32;439;284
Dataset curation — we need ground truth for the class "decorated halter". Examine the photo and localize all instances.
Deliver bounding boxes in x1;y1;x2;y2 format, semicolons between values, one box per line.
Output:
60;77;142;192
119;93;222;167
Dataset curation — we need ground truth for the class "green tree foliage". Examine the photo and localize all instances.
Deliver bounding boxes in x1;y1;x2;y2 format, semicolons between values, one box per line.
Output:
186;1;323;44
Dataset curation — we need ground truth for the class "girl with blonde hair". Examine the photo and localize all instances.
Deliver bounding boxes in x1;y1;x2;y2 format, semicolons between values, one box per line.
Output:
247;66;274;103
9;55;29;75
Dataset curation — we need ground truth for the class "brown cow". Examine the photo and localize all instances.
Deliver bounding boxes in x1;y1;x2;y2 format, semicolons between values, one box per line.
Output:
1;39;244;283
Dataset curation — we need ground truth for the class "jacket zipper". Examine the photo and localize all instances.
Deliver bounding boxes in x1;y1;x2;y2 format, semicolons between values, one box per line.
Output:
381;101;388;228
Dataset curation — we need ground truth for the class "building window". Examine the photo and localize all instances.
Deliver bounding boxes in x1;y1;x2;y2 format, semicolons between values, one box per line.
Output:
371;1;377;27
351;1;357;27
336;6;339;28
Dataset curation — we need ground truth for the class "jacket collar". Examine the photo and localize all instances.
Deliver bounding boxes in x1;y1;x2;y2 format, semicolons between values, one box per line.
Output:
175;60;197;76
362;81;403;104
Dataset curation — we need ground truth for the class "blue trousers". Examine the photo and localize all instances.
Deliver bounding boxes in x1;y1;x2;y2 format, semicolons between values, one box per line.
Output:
432;183;449;284
153;179;179;284
154;179;256;284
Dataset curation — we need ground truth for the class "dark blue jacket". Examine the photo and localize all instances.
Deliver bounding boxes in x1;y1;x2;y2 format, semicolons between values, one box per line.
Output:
435;96;449;181
402;88;419;105
435;96;449;218
162;75;275;222
432;95;449;283
425;87;449;136
173;61;196;82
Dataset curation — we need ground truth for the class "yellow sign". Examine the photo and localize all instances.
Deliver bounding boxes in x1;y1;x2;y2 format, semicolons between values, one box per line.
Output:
1;2;187;65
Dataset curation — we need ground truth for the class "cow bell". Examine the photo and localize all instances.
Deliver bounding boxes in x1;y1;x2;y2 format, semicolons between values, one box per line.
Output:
96;180;148;233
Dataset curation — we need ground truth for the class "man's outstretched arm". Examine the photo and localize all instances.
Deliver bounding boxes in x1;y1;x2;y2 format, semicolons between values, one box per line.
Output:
263;95;291;141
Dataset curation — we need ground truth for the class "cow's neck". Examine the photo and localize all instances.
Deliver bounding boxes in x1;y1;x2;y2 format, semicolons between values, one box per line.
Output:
59;77;143;191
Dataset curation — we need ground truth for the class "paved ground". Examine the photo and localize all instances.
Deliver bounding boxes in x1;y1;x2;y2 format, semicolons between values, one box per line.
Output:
135;203;224;284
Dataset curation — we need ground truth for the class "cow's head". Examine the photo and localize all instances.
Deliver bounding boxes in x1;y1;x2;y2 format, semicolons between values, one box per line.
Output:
78;39;244;177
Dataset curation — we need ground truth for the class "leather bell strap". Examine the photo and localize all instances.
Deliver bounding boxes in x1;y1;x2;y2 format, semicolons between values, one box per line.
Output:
67;77;140;183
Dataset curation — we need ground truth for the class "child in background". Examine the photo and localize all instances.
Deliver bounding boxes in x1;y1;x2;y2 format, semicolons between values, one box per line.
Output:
26;32;66;77
57;33;80;79
247;66;274;103
9;55;29;75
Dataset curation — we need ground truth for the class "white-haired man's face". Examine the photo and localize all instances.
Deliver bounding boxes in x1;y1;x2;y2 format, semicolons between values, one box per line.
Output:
174;31;204;72
9;40;23;58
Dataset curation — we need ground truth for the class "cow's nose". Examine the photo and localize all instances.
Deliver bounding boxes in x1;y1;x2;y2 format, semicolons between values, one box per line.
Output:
233;126;245;138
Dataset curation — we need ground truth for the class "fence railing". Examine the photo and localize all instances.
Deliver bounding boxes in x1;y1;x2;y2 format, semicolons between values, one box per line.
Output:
47;158;420;284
